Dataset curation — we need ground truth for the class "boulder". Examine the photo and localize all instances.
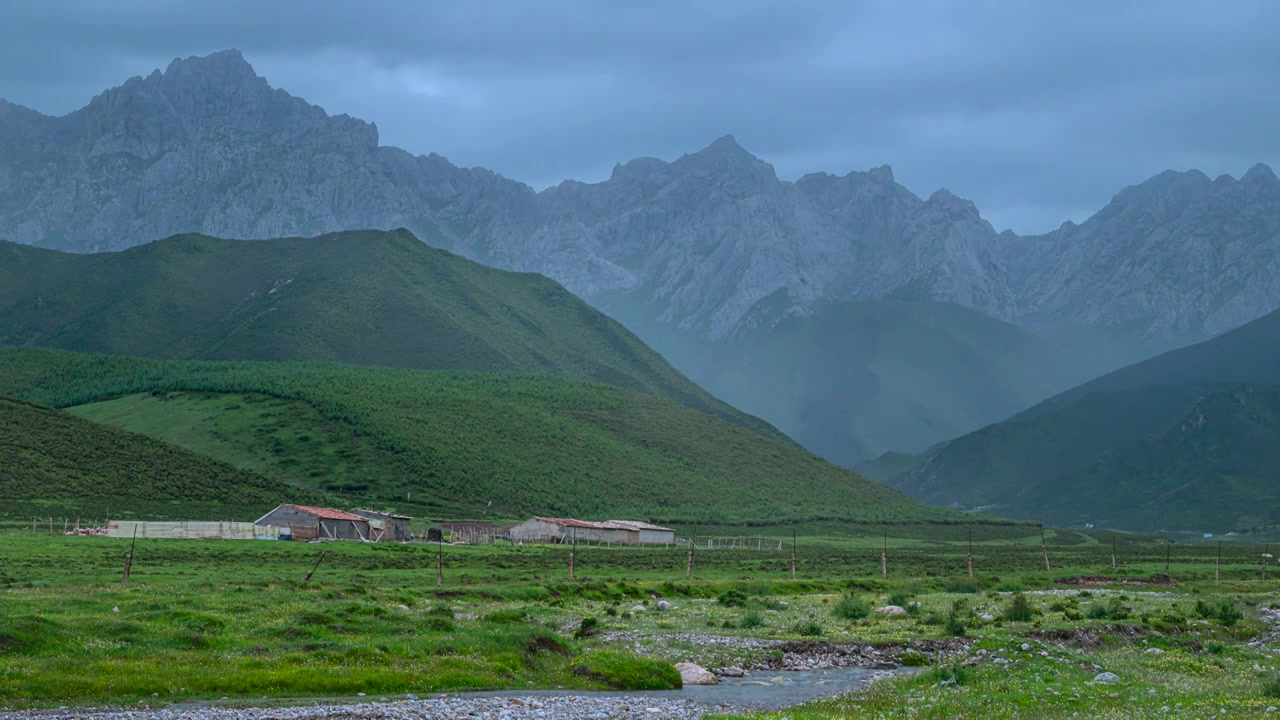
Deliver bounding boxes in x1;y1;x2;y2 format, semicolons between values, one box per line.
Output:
674;662;719;685
875;605;907;616
1093;672;1121;684
630;605;646;613
717;666;746;678
656;600;671;611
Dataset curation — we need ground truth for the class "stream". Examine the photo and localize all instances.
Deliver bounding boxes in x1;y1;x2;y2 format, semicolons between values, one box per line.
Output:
453;665;916;711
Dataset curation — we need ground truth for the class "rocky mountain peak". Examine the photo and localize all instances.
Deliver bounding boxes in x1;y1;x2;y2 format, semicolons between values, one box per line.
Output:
677;134;775;177
868;164;895;183
162;49;259;84
925;188;983;220
1242;162;1280;191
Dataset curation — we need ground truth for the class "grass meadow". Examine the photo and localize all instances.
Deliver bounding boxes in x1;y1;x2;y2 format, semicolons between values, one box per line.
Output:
3;526;1280;716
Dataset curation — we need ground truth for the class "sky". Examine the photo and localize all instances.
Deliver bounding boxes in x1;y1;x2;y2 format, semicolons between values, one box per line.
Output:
1;0;1277;234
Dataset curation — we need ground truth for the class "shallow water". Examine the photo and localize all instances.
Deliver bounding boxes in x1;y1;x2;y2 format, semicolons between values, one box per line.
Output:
458;666;914;710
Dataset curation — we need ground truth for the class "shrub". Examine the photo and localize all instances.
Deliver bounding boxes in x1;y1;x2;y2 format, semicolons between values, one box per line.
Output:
833;594;872;621
572;651;682;690
795;622;825;637
945;577;983;594
575;616;599;639
740;612;764;629
944;613;966;637
900;650;930;667
1086;599;1130;621
482;608;527;624
718;589;749;608
923;666;973;686
887;590;911;607
1003;594;1034;623
1215;601;1243;627
1265;673;1280;699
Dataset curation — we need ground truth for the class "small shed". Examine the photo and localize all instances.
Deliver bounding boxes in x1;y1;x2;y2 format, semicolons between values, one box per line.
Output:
511;517;639;544
255;504;371;541
351;509;413;542
606;520;676;545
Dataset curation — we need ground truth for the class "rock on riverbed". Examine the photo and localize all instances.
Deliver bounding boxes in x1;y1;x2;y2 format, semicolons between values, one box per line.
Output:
676;662;720;685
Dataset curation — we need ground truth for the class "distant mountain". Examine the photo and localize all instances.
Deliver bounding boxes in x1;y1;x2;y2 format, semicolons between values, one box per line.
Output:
0;230;776;438
636;300;1114;467
0;396;321;520
4;50;1279;463
887;309;1280;533
1007;165;1280;350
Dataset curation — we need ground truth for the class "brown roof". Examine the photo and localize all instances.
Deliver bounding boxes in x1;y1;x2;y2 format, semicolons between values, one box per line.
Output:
535;517;606;530
287;504;367;522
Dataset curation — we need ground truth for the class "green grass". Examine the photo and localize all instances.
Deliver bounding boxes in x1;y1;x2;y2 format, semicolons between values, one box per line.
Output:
0;230;776;438
0;347;943;523
3;531;1280;711
0;397;327;520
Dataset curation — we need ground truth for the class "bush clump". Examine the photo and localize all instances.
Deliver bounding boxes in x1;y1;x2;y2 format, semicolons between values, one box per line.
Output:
945;577;983;594
718;589;749;608
833;594;872;621
900;650;930;667
1003;594;1034;623
795;622;825;637
1197;599;1243;627
572;650;682;690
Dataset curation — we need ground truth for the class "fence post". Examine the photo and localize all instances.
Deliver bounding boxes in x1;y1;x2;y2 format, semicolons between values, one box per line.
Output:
569;528;576;581
1215;541;1220;583
968;530;974;578
1040;524;1051;572
791;529;796;581
686;528;696;582
881;530;888;580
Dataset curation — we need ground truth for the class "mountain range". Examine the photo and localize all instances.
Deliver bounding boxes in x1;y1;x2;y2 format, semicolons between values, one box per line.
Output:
3;50;1279;463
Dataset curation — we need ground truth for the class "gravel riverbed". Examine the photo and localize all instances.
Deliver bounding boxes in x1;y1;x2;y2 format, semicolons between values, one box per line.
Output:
0;695;723;720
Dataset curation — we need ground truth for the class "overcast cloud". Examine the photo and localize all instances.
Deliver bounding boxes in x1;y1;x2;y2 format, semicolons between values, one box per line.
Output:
2;0;1276;233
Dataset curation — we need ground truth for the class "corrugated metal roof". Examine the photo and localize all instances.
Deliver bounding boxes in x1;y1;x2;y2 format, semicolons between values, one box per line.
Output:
605;520;675;532
286;504;368;522
535;517;606;529
352;508;412;520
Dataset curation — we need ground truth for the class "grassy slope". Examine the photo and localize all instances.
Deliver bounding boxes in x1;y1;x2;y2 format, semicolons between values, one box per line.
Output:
0;347;942;524
0;396;324;520
0;230;777;439
891;309;1280;532
624;299;1118;467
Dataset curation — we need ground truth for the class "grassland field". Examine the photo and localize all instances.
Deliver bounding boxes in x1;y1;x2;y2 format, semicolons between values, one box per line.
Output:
3;527;1280;717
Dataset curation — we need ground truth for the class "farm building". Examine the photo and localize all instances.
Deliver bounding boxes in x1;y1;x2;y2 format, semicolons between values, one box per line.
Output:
106;521;280;540
255;504;371;541
509;517;676;545
351;509;413;542
605;520;676;545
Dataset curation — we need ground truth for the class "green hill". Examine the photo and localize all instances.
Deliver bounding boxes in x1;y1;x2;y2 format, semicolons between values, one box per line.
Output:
0;396;323;520
0;348;943;524
629;300;1117;467
0;230;776;438
888;309;1280;533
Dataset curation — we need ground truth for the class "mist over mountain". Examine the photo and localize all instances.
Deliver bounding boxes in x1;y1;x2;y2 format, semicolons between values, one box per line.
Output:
4;50;1279;463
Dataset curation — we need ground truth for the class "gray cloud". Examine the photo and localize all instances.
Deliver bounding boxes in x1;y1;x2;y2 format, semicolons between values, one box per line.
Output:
2;0;1277;233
